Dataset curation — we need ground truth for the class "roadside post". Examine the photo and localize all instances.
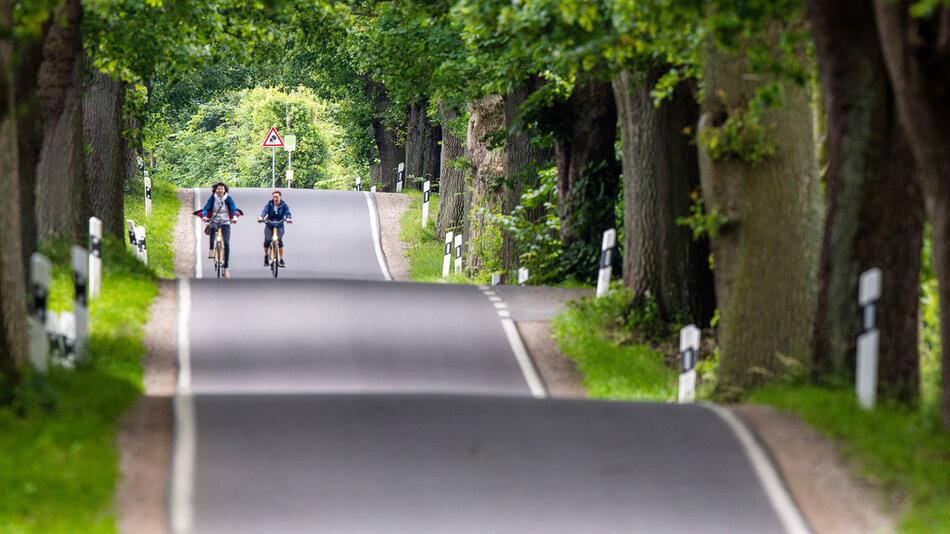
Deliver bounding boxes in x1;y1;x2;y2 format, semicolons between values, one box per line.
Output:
370;185;376;193
422;180;431;228
284;134;296;188
28;253;52;373
262;127;284;188
72;245;89;362
442;231;453;278
396;162;405;193
518;267;529;286
88;217;102;299
453;233;463;273
135;225;148;265
596;228;617;297
356;176;362;192
678;325;700;403
144;170;152;218
857;268;881;410
126;219;139;260
491;273;501;286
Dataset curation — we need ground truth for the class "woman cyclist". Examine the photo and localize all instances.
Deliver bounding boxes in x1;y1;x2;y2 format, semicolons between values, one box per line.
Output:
258;190;293;267
199;182;242;278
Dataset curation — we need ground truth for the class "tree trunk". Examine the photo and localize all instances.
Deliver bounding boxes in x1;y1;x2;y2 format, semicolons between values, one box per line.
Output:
366;80;405;192
0;0;26;387
552;80;621;280
502;80;554;272
874;1;950;427
34;0;85;242
614;68;716;325
405;98;441;189
465;95;505;273
83;69;126;237
436;102;466;239
697;35;822;398
809;0;924;404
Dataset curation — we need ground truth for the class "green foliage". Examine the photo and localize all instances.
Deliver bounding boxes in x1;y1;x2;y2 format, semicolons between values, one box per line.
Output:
920;230;941;417
551;286;677;400
0;238;156;532
124;176;180;278
699;102;777;163
467;208;504;276
398;191;477;284
677;191;728;239
750;386;950;532
150;86;362;190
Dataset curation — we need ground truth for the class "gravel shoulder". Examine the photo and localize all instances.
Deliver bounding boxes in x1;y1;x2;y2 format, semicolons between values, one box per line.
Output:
373;192;410;281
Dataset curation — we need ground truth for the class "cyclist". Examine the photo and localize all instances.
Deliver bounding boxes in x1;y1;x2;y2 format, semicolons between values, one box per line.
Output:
200;182;242;278
258;190;292;267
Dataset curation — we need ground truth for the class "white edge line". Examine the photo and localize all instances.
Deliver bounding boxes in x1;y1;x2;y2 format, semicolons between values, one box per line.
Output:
172;279;195;533
706;405;811;534
193;189;202;279
499;318;546;399
364;192;393;281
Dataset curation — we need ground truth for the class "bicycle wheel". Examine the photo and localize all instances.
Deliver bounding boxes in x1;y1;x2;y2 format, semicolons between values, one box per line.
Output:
214;245;222;278
271;244;279;278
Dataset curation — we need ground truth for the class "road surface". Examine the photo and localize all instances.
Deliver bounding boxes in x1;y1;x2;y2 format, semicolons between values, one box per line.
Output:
173;188;808;533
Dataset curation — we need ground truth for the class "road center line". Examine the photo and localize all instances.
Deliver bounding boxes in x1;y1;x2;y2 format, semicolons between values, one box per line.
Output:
706;405;811;534
479;287;546;398
172;278;196;533
364;192;393;281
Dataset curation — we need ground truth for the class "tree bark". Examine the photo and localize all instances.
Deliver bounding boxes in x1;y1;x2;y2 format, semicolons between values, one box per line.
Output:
502;79;554;272
15;27;47;285
436;102;466;239
366;80;405;192
614;68;716;325
552;80;621;280
83;69;127;237
0;0;26;387
405;97;441;189
809;0;924;404
35;0;86;242
697;34;822;397
465;95;505;273
874;1;950;427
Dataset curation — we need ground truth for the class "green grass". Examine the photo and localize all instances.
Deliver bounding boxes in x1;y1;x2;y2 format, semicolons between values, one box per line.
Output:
398;189;477;284
749;385;950;532
0;181;178;532
125;177;180;278
551;287;677;400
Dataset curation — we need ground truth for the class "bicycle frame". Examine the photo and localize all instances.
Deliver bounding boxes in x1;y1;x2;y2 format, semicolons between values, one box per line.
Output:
269;226;280;278
214;227;225;278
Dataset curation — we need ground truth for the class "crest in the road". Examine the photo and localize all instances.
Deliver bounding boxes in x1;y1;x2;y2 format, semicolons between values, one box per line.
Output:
262;127;284;147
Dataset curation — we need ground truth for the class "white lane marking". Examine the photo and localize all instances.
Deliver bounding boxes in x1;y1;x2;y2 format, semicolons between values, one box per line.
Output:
364;192;393;281
488;295;503;303
499;318;546;398
477;285;489;291
172;279;196;533
497;310;511;318
706;405;811;534
193;189;202;279
493;302;508;310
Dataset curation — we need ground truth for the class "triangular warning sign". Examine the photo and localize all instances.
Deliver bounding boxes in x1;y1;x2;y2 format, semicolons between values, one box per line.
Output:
262;127;284;147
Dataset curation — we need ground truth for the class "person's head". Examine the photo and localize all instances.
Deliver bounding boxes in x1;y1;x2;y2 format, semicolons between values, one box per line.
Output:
212;182;228;197
271;190;282;203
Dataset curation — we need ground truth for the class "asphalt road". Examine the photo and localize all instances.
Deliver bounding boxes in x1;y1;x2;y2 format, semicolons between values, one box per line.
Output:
174;188;807;534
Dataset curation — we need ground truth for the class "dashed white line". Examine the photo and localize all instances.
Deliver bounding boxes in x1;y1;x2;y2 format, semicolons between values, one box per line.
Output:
364;192;393;281
493;302;508;310
497;310;511;318
478;286;546;398
706;405;811;534
488;295;503;302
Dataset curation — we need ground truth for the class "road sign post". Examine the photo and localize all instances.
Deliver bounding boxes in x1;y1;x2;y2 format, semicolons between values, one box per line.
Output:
72;246;89;362
442;231;453;278
262;127;285;188
144;171;152;218
453;234;463;274
422;180;431;227
596;228;617;297
678;325;700;403
396;162;405;193
88;217;102;299
857;268;881;410
29;253;52;373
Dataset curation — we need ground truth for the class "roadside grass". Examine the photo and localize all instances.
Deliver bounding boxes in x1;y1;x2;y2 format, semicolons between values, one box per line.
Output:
551;286;678;400
0;182;178;532
125;177;180;278
398;189;476;284
749;385;950;532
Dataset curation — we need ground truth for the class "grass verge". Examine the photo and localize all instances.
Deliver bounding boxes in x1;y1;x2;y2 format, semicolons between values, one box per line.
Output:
749;385;950;532
550;287;678;400
398;190;476;284
125;177;179;278
0;180;179;532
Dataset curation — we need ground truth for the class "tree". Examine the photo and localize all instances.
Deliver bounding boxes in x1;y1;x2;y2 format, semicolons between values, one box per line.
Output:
874;1;950;427
436;103;466;239
405;97;441;187
83;69;127;236
809;0;924;404
464;95;505;273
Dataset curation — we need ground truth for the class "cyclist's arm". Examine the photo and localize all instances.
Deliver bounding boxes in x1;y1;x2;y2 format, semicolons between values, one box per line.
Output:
283;203;292;222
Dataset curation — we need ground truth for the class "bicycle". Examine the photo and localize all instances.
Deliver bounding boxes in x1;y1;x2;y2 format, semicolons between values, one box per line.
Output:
258;217;291;278
212;226;225;278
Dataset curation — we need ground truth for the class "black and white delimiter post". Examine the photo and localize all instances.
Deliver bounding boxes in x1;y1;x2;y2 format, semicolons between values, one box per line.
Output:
518;267;529;286
144;170;152;218
29;253;52;373
396;162;405;193
88;217;102;299
678;324;700;403
442;231;453;278
596;228;617;297
422;180;431;228
135;225;148;265
126;219;138;254
857;267;881;410
72;245;89;362
355;176;362;192
453;233;463;273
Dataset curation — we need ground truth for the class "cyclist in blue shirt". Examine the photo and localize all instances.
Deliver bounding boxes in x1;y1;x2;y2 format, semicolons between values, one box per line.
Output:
257;190;293;267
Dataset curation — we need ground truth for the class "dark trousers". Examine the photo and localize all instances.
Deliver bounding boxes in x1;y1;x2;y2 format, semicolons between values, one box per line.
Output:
209;223;231;268
264;224;285;248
